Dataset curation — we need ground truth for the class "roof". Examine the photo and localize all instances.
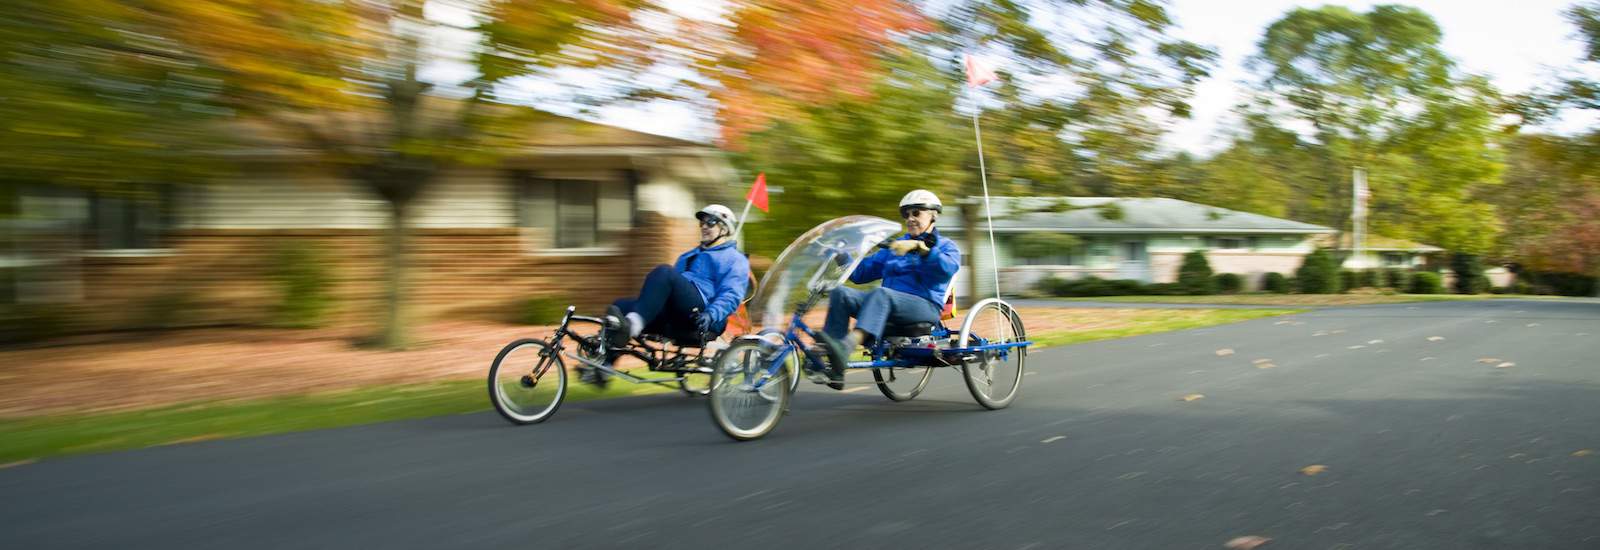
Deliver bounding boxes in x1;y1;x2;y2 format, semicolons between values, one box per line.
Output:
942;197;1336;235
1318;233;1445;252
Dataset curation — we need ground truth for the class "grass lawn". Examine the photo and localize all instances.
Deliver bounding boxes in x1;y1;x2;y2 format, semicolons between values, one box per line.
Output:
0;308;1296;464
1054;293;1499;307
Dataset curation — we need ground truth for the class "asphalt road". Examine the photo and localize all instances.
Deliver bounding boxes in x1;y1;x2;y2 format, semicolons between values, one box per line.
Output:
3;299;1597;549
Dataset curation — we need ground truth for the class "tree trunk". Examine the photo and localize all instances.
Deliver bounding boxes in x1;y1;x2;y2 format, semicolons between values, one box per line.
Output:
381;198;411;349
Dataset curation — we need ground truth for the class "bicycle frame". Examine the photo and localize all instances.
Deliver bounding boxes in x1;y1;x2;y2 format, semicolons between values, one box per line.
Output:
545;306;715;388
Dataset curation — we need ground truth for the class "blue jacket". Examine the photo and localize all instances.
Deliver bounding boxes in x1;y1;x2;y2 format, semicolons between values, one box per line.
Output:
675;240;751;325
848;229;960;307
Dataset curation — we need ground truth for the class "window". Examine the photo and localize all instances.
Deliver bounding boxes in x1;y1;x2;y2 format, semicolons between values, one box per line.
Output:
1203;237;1246;250
1122;241;1147;262
1021;247;1083;266
89;192;167;250
1382;252;1407;267
517;171;635;250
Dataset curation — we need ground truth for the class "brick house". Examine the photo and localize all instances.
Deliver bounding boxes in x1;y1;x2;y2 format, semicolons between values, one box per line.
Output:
2;113;738;332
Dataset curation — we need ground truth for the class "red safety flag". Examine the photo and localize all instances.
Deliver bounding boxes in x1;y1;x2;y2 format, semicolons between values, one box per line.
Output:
746;172;769;213
964;53;997;88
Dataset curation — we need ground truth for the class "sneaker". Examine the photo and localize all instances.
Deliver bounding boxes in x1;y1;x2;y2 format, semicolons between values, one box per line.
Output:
816;333;851;391
604;305;631;349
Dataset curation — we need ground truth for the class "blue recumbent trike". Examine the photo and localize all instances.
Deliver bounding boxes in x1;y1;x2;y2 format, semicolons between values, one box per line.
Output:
708;216;1031;440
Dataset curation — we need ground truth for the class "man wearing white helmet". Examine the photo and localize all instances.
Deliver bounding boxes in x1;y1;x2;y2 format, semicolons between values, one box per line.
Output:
595;204;750;379
819;189;960;389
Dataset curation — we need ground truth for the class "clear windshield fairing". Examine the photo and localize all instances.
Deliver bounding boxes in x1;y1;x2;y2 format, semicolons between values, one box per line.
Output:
750;216;903;328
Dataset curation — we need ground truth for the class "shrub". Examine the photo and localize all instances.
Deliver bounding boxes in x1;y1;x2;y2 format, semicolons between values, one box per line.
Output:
271;242;334;329
1383;268;1409;290
1145;282;1183;295
1524;272;1596;296
1339;270;1359;293
1295;248;1341;294
1359;270;1381;288
1262;272;1290;293
1511;281;1534;295
1450;253;1489;294
1178;250;1216;295
1106;279;1146;296
1214;273;1244;294
517;295;570;325
0;304;70;345
1410;271;1444;294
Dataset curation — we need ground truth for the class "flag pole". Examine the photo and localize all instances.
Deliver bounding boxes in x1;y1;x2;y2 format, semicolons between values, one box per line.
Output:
733;199;754;248
971;89;1002;303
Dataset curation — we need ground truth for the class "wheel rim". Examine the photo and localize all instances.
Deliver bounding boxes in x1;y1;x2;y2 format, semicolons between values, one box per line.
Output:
959;300;1025;407
711;342;787;439
873;366;932;400
492;342;565;421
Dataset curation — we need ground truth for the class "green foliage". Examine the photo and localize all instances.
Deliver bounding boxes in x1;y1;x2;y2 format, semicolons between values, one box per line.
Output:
1359;270;1381;288
1214;273;1244;294
1339;270;1358;293
1295;249;1341;294
517;295;570;326
1383;268;1410;289
1012;233;1083;259
0;304;70;345
1262;272;1290;293
1521;271;1598;296
1177;250;1216;295
271;242;334;329
1037;276;1152;297
1409;271;1444;294
1450;253;1489;294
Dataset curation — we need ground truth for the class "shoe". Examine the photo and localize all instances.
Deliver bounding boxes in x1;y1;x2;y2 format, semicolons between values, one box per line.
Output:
816;333;851;391
604;305;631;349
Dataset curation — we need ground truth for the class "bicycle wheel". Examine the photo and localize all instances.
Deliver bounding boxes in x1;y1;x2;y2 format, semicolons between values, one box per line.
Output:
488;338;567;424
957;299;1026;410
872;364;933;402
709;339;790;441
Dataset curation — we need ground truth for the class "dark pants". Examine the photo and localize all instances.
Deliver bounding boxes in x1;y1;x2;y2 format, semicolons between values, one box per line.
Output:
613;265;706;337
824;287;941;342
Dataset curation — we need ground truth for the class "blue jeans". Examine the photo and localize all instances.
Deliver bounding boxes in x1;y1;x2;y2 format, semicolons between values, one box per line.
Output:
824;287;941;343
613;265;707;337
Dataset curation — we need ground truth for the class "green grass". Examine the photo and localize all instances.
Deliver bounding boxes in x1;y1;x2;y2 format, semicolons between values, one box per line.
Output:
0;308;1297;464
1028;308;1300;348
1053;293;1496;307
0;374;681;464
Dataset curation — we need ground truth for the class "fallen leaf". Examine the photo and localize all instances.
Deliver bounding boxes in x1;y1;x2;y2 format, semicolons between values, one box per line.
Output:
1368;339;1385;344
1574;449;1594;457
1256;363;1277;369
1312;331;1329;337
1225;535;1272;549
1347;345;1366;350
1420;357;1437;361
1215;348;1235;356
1299;464;1328;476
0;460;36;470
1330;329;1347;334
1526;323;1541;327
1476;357;1502;364
1495;362;1515;369
1273;320;1291;326
1427;336;1445;342
1180;394;1206;402
1252;358;1272;364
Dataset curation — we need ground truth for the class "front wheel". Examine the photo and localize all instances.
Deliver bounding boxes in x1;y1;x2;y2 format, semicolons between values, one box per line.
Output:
709;340;790;441
488;339;567;424
957;299;1026;410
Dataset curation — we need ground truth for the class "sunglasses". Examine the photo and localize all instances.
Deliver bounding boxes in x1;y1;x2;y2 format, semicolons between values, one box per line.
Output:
699;220;722;228
900;208;933;219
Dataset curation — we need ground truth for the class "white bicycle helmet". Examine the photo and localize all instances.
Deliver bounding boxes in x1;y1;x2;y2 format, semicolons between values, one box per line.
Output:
695;204;737;228
898;189;943;216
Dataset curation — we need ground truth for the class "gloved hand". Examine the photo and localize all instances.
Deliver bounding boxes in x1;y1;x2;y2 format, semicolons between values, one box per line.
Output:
834;252;851;267
693;312;717;333
889;239;929;256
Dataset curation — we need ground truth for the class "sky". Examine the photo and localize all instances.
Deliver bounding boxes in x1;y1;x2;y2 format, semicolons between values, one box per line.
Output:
486;0;1597;154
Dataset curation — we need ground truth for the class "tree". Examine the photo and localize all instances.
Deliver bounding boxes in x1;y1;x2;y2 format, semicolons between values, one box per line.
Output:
1241;5;1505;254
1295;248;1340;294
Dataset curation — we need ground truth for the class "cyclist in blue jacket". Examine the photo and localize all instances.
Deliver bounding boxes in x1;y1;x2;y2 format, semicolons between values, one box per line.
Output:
601;205;750;369
820;190;960;388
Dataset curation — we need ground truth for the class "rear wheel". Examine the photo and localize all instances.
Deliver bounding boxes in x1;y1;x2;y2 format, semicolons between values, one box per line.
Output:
709;340;790;441
488;339;567;424
957;299;1026;410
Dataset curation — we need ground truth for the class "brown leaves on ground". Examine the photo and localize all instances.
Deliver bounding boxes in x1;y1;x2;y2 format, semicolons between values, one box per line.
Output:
1180;394;1206;402
1477;357;1502;364
1215;348;1235;356
0;460;37;470
1299;464;1328;476
1573;449;1593;457
1427;336;1446;342
1225;536;1273;549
